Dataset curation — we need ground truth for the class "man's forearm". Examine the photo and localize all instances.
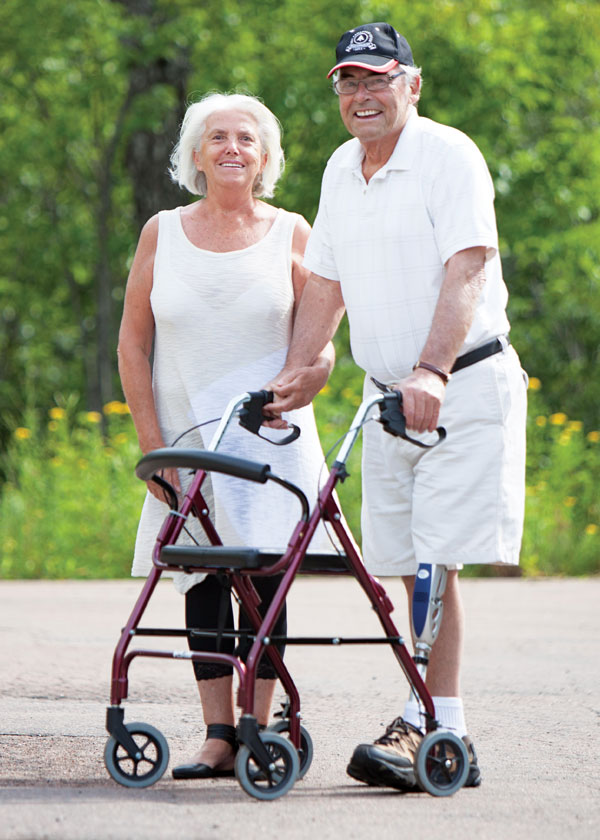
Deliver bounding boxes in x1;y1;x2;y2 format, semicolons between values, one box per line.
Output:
286;273;345;369
417;248;486;372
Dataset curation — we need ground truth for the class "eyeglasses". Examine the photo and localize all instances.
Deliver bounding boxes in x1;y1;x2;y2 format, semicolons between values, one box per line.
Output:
332;72;405;96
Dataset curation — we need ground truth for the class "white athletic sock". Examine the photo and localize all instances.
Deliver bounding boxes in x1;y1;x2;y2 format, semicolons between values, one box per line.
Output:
432;696;467;737
402;699;423;731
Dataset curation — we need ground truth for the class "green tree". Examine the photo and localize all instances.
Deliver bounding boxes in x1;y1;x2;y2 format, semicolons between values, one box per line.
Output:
0;0;599;438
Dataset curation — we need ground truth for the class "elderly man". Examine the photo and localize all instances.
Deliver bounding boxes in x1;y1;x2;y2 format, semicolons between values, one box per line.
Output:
270;22;527;791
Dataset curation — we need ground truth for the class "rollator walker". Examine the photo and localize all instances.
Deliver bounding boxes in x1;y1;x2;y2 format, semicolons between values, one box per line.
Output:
105;388;470;799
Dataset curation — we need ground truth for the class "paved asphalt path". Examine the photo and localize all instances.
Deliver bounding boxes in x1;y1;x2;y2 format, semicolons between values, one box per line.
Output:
0;577;598;840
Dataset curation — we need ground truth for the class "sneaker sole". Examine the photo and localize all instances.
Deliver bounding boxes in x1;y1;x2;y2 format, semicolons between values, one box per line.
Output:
346;758;418;792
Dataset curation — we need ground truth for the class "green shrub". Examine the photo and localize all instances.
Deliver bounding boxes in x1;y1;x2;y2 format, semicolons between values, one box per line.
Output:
0;397;145;578
1;375;598;578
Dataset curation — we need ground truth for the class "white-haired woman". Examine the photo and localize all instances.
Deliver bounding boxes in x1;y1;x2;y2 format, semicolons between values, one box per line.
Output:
118;93;335;780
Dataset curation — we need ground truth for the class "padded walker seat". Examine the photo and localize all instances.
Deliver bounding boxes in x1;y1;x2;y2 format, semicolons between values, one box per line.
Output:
160;545;351;574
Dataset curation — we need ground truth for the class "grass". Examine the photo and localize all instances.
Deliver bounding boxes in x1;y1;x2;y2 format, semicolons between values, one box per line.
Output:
1;373;599;579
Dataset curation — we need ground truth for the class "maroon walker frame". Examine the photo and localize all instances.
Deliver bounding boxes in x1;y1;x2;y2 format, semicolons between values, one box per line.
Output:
105;389;458;799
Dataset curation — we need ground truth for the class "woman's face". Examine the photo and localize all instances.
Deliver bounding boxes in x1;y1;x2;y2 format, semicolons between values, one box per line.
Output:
194;110;267;195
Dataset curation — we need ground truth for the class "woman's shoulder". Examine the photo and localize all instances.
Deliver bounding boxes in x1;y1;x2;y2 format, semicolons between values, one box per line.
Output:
137;213;160;252
268;205;310;233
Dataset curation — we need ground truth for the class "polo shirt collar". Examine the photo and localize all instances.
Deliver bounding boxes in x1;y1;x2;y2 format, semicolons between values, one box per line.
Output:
342;105;420;179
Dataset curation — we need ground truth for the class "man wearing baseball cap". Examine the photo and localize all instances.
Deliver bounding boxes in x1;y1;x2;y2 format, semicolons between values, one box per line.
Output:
269;22;527;792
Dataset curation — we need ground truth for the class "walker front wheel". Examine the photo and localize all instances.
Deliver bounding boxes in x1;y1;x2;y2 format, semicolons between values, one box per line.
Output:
104;721;169;788
235;731;299;800
415;730;469;797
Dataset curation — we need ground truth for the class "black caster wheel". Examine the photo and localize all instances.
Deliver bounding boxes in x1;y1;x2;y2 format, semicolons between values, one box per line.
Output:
104;721;169;788
415;730;469;797
268;719;313;779
235;731;299;800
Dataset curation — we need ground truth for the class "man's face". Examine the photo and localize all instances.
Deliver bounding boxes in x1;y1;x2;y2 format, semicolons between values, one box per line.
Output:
337;67;418;144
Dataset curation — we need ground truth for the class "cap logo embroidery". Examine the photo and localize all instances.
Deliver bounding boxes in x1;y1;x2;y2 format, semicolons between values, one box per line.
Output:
345;31;376;52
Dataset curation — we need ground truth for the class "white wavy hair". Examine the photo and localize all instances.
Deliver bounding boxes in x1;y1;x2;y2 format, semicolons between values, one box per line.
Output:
169;93;285;198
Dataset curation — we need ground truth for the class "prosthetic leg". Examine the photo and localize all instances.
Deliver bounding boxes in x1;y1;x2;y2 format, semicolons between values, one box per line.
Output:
410;562;447;719
406;563;470;794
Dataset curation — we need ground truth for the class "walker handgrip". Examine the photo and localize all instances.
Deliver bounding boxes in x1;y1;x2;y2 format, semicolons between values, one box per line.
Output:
378;395;446;449
238;390;274;434
238;390;301;446
135;448;271;484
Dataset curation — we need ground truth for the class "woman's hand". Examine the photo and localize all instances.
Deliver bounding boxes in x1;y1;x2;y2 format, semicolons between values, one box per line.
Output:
146;466;181;504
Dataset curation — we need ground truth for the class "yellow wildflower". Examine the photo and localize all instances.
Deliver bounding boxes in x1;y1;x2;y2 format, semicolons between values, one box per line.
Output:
563;497;576;507
341;387;356;400
48;421;58;432
113;433;129;445
319;384;331;395
567;420;582;432
535;416;547;427
103;400;130;415
14;427;31;440
585;524;598;536
85;411;102;424
550;413;567;426
528;377;541;391
587;431;600;443
49;407;66;420
558;431;572;446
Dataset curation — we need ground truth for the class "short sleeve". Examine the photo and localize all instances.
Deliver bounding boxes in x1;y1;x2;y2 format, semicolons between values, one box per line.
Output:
427;138;499;265
302;167;340;282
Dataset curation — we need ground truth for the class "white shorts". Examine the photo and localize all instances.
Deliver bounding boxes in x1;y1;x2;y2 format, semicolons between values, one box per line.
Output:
361;345;527;576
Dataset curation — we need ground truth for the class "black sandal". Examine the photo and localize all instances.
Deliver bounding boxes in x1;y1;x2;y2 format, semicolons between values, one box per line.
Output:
172;723;237;779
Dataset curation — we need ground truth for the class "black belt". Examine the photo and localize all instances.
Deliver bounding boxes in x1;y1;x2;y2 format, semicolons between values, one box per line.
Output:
451;336;509;374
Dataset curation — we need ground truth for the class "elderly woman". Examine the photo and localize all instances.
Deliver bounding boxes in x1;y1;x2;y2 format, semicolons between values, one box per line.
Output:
117;93;335;780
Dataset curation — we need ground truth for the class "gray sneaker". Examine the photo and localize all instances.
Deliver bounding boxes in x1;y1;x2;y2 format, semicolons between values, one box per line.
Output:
346;717;423;791
463;735;482;787
347;718;482;792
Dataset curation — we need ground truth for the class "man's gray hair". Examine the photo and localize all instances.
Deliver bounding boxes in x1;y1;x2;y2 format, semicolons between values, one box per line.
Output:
169;93;285;198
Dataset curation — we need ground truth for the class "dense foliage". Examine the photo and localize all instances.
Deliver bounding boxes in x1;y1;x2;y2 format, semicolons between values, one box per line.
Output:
1;1;599;576
1;0;599;425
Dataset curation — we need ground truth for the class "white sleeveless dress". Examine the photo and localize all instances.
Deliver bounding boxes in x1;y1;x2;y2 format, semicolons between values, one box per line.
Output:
131;206;337;593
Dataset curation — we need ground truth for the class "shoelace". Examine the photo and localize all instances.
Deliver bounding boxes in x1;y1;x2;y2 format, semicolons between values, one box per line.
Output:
376;717;420;746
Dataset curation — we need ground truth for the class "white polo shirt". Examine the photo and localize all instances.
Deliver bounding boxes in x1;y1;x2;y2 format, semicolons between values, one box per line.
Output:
304;106;511;383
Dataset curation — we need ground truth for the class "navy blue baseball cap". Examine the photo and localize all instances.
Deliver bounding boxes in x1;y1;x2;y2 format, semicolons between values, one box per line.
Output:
328;22;414;78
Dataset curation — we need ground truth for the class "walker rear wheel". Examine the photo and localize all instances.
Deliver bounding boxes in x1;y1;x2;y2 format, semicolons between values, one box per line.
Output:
415;730;469;797
268;719;313;778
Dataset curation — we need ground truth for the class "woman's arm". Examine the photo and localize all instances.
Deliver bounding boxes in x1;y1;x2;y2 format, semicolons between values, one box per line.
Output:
117;215;180;498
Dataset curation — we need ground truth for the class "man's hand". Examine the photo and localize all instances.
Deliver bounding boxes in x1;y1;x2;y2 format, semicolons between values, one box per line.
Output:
392;368;447;433
265;364;329;417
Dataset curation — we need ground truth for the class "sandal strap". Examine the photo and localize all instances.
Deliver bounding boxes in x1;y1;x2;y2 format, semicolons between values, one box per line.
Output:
206;723;237;748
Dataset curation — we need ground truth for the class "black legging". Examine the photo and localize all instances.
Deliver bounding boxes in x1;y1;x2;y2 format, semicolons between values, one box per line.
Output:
185;574;287;681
